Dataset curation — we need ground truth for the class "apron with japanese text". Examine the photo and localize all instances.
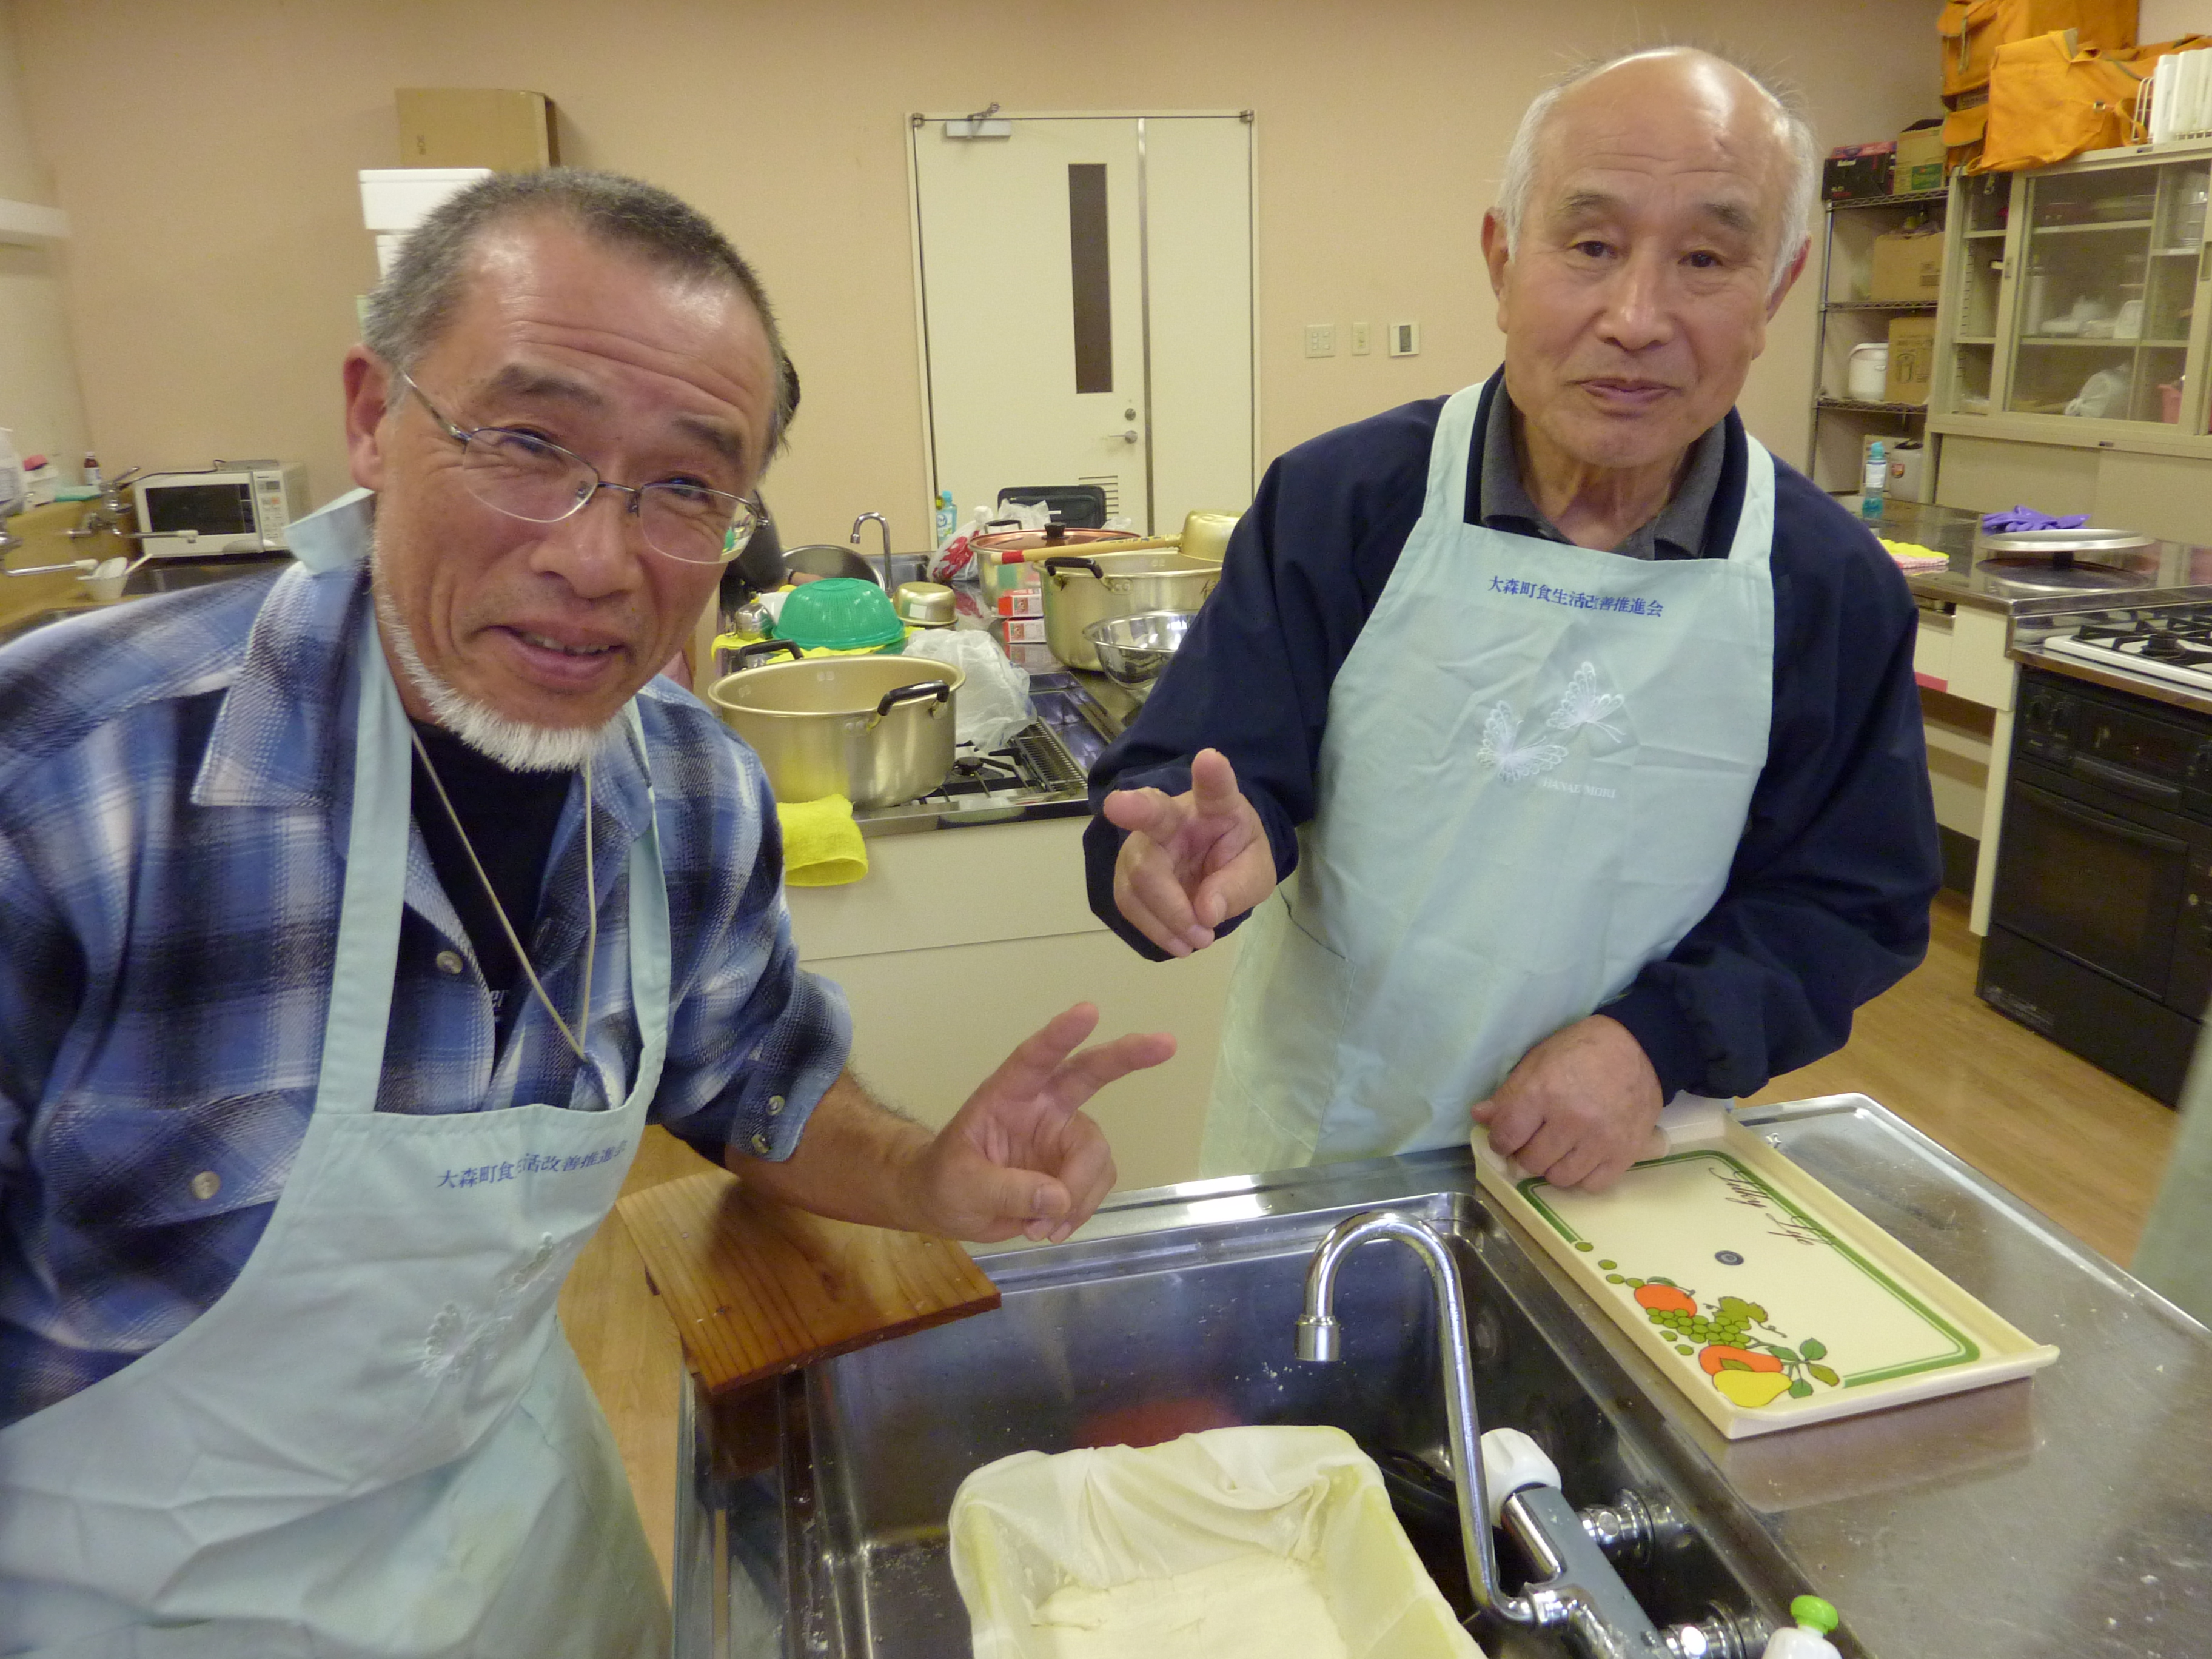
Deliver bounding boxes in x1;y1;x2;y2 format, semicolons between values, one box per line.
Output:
1202;384;1776;1176
0;492;672;1657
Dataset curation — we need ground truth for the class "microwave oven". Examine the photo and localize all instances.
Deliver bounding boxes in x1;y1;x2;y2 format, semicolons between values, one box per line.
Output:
132;461;309;559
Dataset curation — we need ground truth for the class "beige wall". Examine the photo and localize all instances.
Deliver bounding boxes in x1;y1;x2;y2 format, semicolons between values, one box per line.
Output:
2143;0;2212;36
12;0;1937;546
0;0;87;481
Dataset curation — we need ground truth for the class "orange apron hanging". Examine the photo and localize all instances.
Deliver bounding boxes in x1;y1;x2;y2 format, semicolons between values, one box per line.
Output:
1980;29;2148;170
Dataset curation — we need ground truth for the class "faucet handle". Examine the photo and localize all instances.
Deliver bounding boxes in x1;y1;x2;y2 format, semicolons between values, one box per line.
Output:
1480;1428;1560;1527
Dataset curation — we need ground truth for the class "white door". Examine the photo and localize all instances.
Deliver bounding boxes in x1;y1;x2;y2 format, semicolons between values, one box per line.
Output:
910;113;1255;535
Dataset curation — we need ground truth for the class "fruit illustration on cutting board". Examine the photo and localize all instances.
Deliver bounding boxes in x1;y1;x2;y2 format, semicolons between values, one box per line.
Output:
1583;1260;1843;1406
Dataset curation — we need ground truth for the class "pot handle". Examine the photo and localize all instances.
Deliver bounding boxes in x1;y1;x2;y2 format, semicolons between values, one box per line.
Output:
1041;555;1104;585
873;680;953;722
735;638;803;670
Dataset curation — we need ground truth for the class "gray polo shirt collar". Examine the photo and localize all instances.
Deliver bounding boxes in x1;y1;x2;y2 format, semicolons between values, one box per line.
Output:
1476;388;1726;561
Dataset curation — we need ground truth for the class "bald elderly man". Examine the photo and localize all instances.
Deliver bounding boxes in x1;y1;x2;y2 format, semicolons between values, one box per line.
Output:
1086;48;1940;1190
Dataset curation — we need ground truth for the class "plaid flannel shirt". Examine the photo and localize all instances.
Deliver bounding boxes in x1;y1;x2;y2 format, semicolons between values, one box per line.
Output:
0;559;850;1428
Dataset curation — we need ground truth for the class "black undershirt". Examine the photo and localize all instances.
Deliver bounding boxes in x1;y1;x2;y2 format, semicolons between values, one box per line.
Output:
409;722;573;1034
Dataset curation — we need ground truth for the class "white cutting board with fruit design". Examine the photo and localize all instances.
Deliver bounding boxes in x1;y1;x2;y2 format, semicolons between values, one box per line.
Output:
1473;1100;2059;1439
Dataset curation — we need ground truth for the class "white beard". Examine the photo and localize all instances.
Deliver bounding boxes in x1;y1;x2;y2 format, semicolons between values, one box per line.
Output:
370;574;622;774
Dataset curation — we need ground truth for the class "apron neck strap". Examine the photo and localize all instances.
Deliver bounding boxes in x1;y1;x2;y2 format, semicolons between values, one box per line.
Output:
313;611;671;1118
1430;382;1775;570
312;610;412;1116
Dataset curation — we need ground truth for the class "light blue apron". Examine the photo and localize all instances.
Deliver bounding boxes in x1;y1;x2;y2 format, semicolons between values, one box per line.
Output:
1202;384;1777;1176
0;492;673;1657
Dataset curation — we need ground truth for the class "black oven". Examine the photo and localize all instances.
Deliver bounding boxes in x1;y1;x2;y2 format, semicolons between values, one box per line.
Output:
1979;666;2212;1105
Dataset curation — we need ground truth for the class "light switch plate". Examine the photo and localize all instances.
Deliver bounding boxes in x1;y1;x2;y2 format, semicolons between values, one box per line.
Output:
1350;320;1373;355
1304;323;1337;358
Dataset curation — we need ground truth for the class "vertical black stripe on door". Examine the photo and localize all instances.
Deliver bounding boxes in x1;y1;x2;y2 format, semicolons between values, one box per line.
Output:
1068;163;1112;394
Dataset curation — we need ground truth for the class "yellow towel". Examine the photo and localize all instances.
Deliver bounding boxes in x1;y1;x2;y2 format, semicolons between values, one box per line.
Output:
777;794;869;886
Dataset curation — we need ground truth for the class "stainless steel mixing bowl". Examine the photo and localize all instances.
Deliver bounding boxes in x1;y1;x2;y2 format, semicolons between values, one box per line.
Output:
1084;609;1196;692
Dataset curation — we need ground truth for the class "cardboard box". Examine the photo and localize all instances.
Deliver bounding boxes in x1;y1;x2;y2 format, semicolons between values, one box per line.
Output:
1823;140;1895;201
1895;121;1947;193
1869;228;1945;302
396;89;557;172
1885;315;1937;405
1001;617;1049;645
996;588;1044;619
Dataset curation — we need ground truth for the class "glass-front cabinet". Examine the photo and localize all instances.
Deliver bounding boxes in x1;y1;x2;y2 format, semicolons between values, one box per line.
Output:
1934;139;2212;448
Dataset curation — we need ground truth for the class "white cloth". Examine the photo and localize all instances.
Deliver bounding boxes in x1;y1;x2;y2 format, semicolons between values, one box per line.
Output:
0;489;674;1657
1202;382;1777;1176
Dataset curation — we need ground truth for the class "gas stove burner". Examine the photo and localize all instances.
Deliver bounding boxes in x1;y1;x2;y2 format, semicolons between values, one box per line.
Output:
947;751;1024;788
2048;600;2212;692
847;670;1115;832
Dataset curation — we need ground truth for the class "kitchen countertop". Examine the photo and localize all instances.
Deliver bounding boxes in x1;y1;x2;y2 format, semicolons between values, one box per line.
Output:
1866;497;2212;617
0;546;290;646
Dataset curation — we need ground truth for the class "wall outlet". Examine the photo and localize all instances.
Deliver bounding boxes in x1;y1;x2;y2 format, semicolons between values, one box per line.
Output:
1304;323;1336;358
1350;320;1373;355
1388;320;1421;357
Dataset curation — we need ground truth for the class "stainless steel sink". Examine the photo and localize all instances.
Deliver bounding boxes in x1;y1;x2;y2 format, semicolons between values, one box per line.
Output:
674;1098;2212;1658
678;1159;1794;1657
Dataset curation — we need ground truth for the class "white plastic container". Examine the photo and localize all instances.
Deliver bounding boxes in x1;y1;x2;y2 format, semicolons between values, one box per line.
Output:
1844;342;1890;403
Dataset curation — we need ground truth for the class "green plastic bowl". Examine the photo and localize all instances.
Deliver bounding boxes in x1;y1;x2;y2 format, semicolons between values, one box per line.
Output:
773;577;907;652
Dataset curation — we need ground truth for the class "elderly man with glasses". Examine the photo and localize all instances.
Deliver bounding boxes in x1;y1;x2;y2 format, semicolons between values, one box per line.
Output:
0;169;1170;1658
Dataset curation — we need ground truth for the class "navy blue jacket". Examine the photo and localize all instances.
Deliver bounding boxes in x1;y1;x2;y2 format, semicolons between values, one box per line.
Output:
1083;376;1942;1102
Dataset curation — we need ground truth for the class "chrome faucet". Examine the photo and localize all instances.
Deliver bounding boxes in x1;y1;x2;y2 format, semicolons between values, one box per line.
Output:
848;511;891;566
1295;1211;1760;1659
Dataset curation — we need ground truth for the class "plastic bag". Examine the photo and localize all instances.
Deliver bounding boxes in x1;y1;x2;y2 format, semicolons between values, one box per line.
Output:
932;501;1054;582
947;1426;1482;1659
900;629;1035;751
2065;364;2131;418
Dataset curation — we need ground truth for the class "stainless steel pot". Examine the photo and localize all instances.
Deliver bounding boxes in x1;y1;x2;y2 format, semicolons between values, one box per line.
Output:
1039;550;1220;670
707;640;964;807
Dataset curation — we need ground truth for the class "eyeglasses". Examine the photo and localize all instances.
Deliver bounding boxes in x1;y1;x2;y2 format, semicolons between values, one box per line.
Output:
395;372;760;566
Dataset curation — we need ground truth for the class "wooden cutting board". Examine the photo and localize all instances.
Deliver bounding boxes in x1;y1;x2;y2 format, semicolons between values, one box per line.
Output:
617;1165;1001;1397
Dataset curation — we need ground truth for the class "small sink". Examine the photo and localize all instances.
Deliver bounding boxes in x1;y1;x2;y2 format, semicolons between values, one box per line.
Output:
676;1152;1803;1657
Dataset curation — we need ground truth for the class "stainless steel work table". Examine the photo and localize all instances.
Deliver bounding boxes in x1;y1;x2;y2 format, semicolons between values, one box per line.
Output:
672;1093;2212;1658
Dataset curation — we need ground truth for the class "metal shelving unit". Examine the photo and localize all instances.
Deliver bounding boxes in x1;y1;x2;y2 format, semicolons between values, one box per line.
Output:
1806;186;1948;493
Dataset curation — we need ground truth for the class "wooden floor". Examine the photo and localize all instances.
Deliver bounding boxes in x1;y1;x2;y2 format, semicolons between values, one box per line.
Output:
1744;892;2176;1264
561;890;2181;1592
